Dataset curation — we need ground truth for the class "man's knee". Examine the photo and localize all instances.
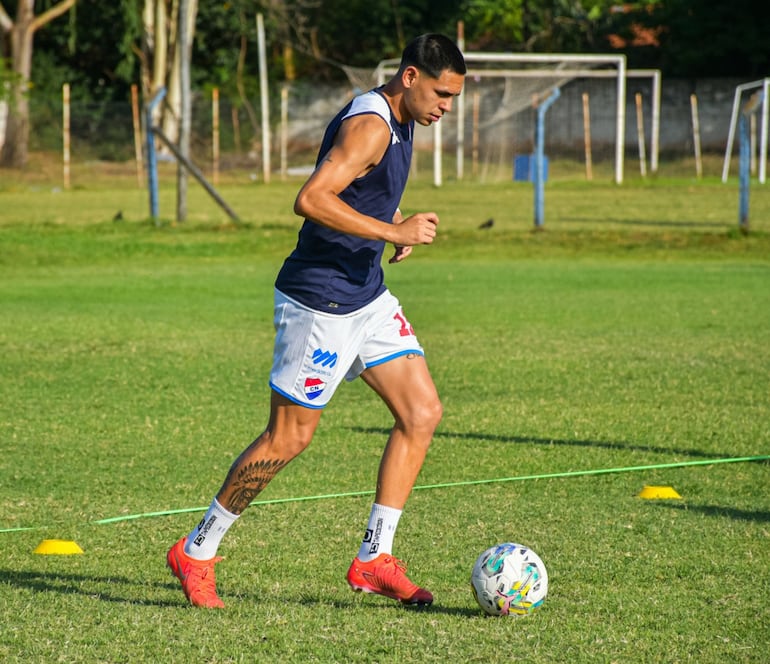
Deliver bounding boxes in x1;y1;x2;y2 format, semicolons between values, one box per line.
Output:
399;395;443;434
267;428;314;459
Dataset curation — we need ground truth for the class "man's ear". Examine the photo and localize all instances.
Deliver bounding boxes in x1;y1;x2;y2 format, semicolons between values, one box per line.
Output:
401;65;420;89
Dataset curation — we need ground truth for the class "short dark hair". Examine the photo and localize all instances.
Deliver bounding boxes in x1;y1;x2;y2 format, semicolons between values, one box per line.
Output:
399;33;466;79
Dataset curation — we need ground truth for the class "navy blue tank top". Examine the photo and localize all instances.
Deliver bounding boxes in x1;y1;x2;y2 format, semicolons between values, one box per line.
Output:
275;88;413;314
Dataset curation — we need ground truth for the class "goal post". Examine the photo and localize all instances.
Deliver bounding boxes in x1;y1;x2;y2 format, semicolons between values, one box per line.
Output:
376;52;660;186
462;53;627;185
722;78;769;184
628;69;661;174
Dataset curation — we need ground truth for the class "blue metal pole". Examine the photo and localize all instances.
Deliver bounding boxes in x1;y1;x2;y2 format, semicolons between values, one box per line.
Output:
534;110;545;228
146;87;167;224
739;113;749;230
534;88;561;228
738;113;751;230
737;90;765;231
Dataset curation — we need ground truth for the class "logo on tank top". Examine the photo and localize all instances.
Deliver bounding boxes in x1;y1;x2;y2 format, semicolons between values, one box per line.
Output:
304;377;326;400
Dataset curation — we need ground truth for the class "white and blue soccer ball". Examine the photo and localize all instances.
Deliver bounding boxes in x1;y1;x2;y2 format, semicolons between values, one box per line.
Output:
470;542;548;616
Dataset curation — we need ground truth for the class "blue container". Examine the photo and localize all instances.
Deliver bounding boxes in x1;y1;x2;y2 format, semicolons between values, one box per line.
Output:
513;154;548;182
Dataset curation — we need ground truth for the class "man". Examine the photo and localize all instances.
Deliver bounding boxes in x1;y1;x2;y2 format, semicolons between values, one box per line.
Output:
167;33;466;609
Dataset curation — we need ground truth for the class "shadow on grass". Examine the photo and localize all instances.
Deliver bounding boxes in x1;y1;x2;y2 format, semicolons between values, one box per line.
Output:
2;568;481;615
352;427;727;460
0;569;184;607
655;502;770;524
290;592;479;617
561;217;731;229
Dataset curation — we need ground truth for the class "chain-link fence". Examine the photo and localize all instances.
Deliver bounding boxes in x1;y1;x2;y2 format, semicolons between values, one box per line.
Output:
18;76;747;183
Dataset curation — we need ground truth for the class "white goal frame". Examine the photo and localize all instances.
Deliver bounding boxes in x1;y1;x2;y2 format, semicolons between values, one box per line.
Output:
722;78;769;184
376;52;660;185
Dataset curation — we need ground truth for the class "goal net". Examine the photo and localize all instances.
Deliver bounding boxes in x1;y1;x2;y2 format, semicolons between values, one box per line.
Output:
372;52;646;184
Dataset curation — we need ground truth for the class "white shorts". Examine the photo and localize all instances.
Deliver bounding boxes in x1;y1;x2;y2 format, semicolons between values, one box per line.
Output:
269;288;424;409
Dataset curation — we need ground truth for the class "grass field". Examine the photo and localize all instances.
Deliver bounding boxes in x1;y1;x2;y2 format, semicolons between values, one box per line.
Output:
1;162;769;662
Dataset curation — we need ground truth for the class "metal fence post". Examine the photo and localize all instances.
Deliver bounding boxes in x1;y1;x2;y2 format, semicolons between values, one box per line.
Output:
534;87;561;229
146;87;167;224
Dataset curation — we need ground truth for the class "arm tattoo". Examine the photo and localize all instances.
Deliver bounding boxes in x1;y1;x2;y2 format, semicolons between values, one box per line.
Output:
226;458;288;513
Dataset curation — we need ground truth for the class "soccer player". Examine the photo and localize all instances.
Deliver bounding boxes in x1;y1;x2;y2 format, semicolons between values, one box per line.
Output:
167;33;466;609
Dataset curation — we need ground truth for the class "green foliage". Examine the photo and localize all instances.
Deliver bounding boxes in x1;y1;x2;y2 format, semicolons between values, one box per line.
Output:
0;57;20;103
194;0;259;95
640;0;770;77
13;0;770;121
295;0;464;75
461;0;525;46
115;0;143;83
32;0;138;101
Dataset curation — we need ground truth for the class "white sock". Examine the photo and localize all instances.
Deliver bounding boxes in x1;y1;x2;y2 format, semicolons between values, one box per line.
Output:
357;503;402;562
184;498;239;560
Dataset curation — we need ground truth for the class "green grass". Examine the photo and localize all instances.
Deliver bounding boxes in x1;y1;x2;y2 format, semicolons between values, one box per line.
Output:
1;170;769;662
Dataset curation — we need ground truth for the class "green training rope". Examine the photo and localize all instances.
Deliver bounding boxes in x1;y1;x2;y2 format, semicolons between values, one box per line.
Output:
2;454;768;534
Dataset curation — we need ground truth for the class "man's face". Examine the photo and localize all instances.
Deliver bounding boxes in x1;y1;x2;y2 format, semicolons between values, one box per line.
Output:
404;67;465;126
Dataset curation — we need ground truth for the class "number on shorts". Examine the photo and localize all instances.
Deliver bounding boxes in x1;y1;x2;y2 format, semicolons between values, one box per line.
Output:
393;310;415;337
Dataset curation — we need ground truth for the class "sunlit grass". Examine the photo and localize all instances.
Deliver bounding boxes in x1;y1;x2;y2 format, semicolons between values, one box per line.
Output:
1;174;768;662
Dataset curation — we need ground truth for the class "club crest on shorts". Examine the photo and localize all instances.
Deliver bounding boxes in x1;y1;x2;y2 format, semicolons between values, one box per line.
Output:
304;377;326;400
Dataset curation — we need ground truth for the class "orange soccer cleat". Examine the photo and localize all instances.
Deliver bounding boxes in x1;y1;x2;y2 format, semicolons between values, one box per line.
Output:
166;536;225;609
347;553;433;606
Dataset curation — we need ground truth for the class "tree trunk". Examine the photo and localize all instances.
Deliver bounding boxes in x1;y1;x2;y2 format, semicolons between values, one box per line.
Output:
1;1;34;168
162;0;197;147
140;0;156;101
0;0;77;169
152;0;168;91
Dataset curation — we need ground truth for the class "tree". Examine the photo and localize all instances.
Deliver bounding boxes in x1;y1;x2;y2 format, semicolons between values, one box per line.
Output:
615;0;770;77
0;0;77;168
459;0;640;53
302;0;462;74
141;0;198;146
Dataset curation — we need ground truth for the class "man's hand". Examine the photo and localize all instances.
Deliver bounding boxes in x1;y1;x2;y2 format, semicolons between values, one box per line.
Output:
388;211;439;263
389;244;413;263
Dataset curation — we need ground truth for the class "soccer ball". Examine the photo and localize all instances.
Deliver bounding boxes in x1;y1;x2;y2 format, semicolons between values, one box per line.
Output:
470;542;548;616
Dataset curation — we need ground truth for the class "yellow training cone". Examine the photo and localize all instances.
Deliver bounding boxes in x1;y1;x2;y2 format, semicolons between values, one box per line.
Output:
33;539;84;555
638;485;682;500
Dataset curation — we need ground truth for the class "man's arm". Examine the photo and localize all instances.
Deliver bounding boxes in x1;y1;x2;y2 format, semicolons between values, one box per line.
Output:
293;115;438;247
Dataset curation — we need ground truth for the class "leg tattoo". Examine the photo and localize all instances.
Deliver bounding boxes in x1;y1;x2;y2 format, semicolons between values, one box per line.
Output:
226;458;288;513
